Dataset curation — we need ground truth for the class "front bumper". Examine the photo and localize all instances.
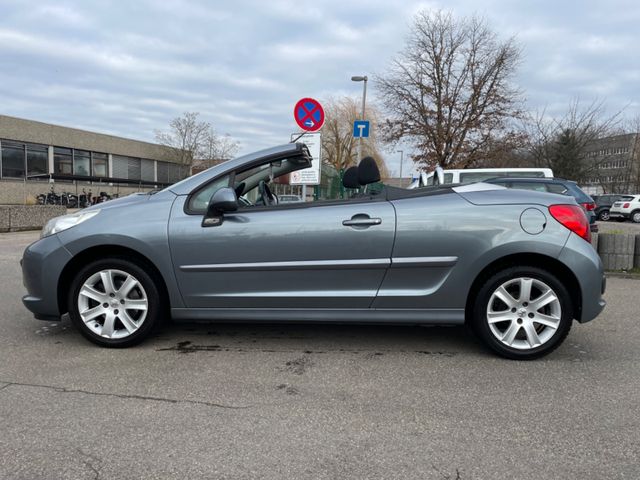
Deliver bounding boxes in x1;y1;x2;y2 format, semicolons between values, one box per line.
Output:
21;234;73;321
558;233;606;323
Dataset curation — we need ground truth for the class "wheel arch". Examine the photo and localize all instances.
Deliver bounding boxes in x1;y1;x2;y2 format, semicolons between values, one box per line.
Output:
464;252;582;323
57;245;170;316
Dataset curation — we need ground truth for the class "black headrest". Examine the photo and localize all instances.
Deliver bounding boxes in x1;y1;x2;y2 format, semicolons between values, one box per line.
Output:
358;157;380;185
342;166;360;189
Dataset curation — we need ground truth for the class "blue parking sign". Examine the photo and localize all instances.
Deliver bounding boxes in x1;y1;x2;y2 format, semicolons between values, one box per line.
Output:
353;120;370;138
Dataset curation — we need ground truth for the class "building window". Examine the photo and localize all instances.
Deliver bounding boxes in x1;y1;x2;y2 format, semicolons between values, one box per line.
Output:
1;140;25;178
127;157;141;180
73;150;91;176
157;161;169;183
168;163;185;183
92;152;108;177
26;143;48;178
112;155;128;179
141;159;155;182
54;147;73;175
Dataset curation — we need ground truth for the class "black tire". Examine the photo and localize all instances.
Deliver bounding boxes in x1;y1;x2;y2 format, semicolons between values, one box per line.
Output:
67;257;164;347
631;210;640;224
471;266;573;360
598;209;610;221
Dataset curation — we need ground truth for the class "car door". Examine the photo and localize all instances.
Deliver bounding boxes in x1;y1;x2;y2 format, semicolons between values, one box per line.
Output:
371;189;470;312
168;196;396;309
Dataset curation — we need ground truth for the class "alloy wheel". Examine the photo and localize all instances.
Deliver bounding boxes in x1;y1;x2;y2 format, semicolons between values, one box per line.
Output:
486;277;561;350
77;269;148;339
633;212;640;223
600;211;610;221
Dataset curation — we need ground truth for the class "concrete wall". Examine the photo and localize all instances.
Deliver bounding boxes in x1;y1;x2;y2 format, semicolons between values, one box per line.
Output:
0;179;154;205
593;232;640;270
0;205;66;232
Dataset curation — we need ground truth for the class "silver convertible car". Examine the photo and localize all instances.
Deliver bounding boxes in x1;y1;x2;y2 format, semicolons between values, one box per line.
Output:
21;143;606;359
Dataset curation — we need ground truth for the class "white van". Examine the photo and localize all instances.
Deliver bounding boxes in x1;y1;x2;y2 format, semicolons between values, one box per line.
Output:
409;167;554;188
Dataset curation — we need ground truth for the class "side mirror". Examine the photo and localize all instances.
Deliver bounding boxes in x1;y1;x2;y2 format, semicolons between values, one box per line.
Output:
202;187;238;227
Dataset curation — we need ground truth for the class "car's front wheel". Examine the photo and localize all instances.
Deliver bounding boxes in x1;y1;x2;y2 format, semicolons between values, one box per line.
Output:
472;266;573;360
68;258;163;347
598;209;610;221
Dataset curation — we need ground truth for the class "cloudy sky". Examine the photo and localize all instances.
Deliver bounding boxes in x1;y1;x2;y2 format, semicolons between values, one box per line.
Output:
1;0;639;176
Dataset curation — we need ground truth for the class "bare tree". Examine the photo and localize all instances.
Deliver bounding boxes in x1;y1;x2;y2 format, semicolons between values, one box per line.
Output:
321;96;389;177
377;10;522;171
522;100;622;183
155;112;210;167
198;127;240;169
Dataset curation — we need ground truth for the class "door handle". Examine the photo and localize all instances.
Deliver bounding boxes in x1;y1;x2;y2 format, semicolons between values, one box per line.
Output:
342;215;382;227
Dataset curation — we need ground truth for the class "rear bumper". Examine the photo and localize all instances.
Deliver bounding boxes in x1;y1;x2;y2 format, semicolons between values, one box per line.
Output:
558;233;606;323
21;234;73;321
609;211;629;219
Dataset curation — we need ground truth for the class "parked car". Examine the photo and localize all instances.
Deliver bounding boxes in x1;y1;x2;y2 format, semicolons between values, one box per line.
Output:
609;195;640;223
21;143;606;359
409;167;553;188
485;177;598;232
278;194;304;204
592;194;624;221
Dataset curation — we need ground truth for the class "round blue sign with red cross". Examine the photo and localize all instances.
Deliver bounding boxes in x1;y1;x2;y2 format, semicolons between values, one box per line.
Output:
294;97;325;132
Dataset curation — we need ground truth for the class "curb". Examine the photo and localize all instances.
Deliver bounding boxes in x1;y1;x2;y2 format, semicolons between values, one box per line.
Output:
605;272;640;280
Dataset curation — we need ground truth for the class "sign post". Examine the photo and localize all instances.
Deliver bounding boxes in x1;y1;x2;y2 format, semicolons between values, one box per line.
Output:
290;132;322;201
292;98;325;201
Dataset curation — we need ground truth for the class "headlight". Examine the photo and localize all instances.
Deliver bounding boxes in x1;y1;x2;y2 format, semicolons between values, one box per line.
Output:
41;209;101;238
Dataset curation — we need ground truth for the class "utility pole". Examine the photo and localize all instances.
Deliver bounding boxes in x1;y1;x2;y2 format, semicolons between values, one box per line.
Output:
397;150;404;181
351;75;368;163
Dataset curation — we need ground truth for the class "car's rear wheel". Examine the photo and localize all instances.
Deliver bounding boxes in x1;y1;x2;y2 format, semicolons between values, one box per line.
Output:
472;266;572;360
68;258;163;347
631;210;640;223
598;209;610;221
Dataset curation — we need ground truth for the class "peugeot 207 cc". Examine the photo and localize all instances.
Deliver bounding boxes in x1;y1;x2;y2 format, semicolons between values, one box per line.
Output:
22;143;606;359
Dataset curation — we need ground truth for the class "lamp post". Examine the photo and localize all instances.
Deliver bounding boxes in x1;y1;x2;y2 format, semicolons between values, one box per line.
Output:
397;150;404;181
351;75;368;163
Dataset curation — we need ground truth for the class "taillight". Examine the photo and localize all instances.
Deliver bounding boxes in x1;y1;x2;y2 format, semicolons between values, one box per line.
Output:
580;202;595;211
623;203;630;208
549;204;591;242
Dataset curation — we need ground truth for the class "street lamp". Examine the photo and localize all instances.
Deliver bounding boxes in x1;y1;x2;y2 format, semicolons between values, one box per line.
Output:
351;75;368;163
397;150;404;180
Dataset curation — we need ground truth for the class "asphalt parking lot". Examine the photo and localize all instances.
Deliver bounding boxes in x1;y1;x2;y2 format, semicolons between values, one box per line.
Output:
1;231;639;479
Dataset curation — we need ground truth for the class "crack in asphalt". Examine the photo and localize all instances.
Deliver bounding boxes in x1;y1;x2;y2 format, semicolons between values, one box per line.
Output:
0;380;252;410
432;463;463;480
76;448;102;480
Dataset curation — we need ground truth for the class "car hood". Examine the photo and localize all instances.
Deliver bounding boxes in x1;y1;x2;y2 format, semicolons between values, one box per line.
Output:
84;190;175;212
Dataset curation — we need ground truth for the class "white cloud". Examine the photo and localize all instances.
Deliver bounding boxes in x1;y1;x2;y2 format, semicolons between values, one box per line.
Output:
33;4;90;26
